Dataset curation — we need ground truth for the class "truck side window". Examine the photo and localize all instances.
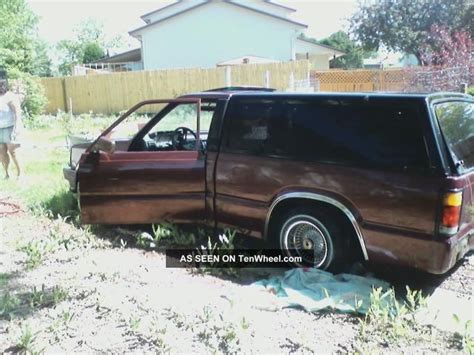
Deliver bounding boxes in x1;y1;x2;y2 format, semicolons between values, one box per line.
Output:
225;99;276;154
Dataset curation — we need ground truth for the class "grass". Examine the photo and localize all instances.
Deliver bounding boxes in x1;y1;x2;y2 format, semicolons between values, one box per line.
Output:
1;284;68;321
0;126;77;218
17;324;40;354
0;113;118;220
17;215;98;270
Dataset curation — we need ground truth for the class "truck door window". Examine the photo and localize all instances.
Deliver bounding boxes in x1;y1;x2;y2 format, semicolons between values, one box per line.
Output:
135;101;216;152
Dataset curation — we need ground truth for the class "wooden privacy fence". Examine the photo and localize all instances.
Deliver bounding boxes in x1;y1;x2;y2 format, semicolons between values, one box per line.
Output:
311;68;409;92
40;60;310;114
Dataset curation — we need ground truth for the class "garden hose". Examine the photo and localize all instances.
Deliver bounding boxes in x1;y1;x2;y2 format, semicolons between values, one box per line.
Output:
0;197;21;216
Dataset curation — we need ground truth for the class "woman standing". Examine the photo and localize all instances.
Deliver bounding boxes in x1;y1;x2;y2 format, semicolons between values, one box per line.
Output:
0;74;22;179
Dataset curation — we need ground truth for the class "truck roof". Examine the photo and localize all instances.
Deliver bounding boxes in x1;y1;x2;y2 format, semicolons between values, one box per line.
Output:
182;89;473;102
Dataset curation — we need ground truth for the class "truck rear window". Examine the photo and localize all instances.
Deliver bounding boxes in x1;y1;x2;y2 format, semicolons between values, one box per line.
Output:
435;101;474;171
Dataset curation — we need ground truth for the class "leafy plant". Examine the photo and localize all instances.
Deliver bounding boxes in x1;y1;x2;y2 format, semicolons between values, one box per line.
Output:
452;316;474;353
8;68;47;117
0;292;21;320
21;240;49;269
136;223;198;249
28;284;68;308
17;324;41;354
128;316;141;332
358;286;428;346
196;230;238;277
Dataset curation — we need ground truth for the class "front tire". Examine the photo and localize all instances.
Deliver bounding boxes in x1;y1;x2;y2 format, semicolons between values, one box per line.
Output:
277;208;344;270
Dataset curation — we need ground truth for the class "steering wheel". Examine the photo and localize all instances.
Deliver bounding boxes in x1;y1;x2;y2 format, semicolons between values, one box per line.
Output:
171;126;197;150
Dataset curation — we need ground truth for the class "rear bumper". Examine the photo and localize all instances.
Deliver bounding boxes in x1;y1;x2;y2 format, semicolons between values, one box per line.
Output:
364;226;473;274
63;166;77;193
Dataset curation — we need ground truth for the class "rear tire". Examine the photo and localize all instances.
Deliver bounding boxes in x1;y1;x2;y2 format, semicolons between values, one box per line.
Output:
275;207;345;270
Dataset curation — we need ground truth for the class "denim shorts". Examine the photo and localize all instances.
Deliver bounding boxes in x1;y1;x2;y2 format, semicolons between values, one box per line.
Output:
0;126;13;143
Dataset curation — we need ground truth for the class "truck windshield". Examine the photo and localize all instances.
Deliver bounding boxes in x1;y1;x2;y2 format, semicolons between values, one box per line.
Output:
435;101;474;172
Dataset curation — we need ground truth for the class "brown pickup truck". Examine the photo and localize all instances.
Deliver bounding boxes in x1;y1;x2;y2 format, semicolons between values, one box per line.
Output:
64;88;474;274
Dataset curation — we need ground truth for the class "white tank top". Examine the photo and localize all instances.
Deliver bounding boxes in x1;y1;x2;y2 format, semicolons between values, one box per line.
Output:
0;96;14;129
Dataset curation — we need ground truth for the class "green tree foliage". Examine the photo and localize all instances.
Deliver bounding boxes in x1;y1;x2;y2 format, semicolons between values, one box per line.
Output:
0;0;48;115
0;0;38;73
8;68;47;117
57;18;122;75
83;43;105;64
31;40;53;77
350;0;473;65
319;31;367;69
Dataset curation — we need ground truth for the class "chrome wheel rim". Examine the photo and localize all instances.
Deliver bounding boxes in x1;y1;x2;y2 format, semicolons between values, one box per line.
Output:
284;219;328;268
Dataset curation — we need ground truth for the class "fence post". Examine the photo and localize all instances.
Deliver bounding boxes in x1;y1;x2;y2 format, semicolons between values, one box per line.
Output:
225;66;232;87
289;72;295;91
379;69;385;91
264;70;270;88
61;78;68;113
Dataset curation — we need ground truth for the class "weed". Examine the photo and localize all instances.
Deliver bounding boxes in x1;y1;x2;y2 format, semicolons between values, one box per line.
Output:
451;317;474;354
28;285;47;308
0;292;21;320
60;309;75;326
17;324;41;354
21;240;49;270
195;230;239;277
28;284;68;308
0;273;10;287
136;223;198;249
129;316;141;332
17;216;97;269
194;305;247;353
150;317;171;352
358;286;428;347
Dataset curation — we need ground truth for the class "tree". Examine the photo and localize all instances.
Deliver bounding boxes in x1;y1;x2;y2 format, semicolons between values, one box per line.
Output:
420;25;472;67
350;0;472;65
83;43;105;64
409;25;472;92
0;0;39;73
0;0;48;115
31;40;53;77
57;18;123;75
318;31;367;69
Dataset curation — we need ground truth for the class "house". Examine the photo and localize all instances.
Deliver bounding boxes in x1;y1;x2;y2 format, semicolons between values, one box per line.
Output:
95;0;344;72
363;51;419;69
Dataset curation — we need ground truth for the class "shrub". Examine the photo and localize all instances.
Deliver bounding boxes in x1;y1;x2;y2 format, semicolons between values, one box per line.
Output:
467;86;474;96
7;68;47;117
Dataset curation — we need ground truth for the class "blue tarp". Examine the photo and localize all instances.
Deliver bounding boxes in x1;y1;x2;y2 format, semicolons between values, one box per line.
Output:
252;268;390;314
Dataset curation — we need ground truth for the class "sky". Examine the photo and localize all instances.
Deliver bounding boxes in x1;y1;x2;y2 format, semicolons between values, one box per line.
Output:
28;0;359;53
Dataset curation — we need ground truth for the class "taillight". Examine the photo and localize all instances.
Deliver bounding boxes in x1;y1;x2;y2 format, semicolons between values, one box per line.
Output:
439;191;463;235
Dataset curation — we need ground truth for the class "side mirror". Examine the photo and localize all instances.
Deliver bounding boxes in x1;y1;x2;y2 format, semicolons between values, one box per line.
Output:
95;136;116;154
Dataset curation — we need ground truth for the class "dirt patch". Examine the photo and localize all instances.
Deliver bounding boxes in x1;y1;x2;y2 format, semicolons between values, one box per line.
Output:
0;208;472;353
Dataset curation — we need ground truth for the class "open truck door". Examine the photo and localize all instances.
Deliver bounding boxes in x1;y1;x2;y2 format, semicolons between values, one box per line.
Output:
74;98;207;225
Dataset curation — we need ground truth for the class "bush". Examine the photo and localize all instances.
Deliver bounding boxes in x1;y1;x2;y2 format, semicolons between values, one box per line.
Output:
467;86;474;96
7;68;47;117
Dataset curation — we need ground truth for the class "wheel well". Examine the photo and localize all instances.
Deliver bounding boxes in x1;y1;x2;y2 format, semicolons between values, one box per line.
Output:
267;198;365;261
